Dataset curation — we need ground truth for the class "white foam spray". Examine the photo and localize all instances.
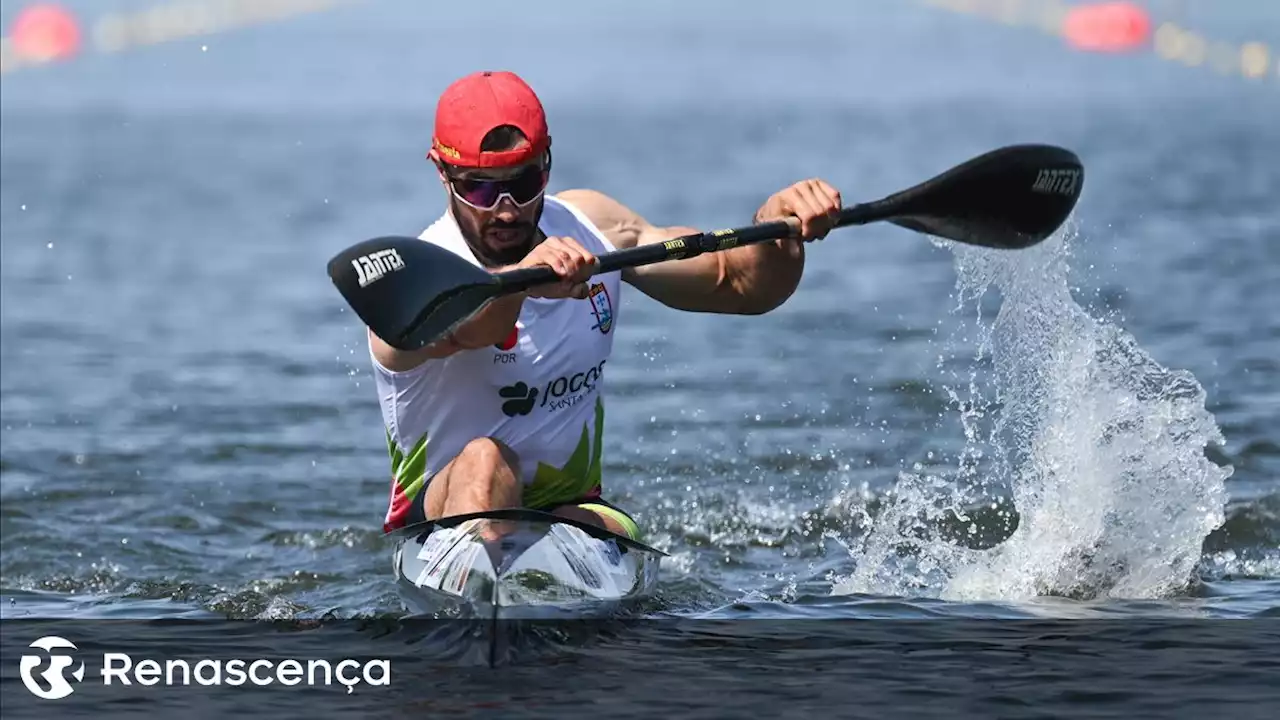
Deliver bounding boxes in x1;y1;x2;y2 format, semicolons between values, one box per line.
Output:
832;223;1232;603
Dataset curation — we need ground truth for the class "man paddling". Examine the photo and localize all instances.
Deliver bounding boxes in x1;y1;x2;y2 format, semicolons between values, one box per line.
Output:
368;70;843;541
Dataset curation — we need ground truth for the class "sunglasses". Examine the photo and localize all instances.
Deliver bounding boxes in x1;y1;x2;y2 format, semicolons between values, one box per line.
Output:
446;163;550;212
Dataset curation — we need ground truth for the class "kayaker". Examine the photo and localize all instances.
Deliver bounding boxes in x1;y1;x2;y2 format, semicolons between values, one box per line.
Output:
367;70;843;541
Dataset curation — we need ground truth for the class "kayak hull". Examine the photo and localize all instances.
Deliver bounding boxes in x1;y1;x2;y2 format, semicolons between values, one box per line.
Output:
391;509;663;620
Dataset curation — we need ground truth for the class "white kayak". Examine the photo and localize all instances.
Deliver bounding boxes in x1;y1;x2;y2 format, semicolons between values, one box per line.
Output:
391;509;664;620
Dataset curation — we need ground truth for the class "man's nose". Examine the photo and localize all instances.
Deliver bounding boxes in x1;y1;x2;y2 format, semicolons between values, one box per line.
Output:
492;195;520;221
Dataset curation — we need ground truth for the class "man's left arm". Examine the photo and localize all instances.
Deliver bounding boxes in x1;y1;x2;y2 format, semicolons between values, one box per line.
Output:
555;180;841;315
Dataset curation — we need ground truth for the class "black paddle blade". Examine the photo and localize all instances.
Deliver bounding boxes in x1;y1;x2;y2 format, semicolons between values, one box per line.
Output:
878;144;1084;249
326;236;499;350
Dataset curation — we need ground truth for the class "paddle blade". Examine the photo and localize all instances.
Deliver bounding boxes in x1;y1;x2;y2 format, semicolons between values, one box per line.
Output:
879;144;1084;249
326;236;498;350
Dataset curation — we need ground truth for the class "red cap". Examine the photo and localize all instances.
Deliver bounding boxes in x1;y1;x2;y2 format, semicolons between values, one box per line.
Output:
429;71;550;169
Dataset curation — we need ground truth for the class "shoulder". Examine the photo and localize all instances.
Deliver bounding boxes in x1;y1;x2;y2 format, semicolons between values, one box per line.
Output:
417;210;482;266
553;189;649;226
417;211;457;243
552;189;651;250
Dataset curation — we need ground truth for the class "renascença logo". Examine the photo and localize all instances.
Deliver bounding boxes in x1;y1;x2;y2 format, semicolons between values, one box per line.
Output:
19;636;85;700
16;634;391;698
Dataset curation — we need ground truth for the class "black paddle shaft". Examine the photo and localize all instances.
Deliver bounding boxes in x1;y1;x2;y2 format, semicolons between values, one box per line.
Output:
492;215;805;293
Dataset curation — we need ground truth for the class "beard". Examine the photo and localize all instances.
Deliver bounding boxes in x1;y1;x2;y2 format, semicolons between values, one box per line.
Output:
453;196;543;268
478;219;539;266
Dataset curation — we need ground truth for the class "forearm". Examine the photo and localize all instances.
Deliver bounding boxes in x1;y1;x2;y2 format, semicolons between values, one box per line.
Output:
369;291;525;371
721;240;805;314
625;240;803;315
624;230;805;315
449;292;525;347
556;187;805;315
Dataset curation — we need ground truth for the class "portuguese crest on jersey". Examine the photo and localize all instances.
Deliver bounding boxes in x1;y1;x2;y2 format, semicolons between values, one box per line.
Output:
587;282;613;334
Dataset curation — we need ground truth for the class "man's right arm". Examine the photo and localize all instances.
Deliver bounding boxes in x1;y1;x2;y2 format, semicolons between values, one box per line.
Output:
368;292;527;372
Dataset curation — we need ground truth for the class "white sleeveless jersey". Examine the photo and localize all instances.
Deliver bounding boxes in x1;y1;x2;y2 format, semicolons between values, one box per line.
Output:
370;195;621;531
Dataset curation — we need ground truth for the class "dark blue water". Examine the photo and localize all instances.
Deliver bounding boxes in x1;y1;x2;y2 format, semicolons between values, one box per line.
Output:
2;0;1278;715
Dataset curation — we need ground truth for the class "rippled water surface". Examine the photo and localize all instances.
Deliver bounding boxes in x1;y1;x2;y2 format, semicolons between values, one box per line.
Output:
1;0;1278;714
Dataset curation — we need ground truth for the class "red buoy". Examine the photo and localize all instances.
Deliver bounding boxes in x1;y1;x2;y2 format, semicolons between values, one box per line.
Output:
1063;1;1151;53
9;4;81;63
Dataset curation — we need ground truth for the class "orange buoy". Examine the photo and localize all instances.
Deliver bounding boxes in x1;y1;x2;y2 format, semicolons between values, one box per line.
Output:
1063;1;1152;53
9;3;82;63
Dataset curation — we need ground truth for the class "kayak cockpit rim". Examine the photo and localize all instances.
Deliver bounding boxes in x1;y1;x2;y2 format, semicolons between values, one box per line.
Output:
386;507;669;557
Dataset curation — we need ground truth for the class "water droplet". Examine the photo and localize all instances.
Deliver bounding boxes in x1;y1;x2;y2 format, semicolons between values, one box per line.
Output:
47;242;54;249
201;45;208;52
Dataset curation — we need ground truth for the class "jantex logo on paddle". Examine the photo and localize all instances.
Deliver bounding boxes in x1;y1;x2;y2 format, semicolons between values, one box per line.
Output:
350;248;405;288
1030;167;1081;197
499;360;606;417
16;634;391;699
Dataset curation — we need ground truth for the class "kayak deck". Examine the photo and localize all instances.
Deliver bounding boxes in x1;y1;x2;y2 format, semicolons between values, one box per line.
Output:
391;509;664;620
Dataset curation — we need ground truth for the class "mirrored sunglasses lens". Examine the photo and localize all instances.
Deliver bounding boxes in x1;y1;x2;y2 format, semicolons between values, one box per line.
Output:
504;168;548;203
453;167;547;208
454;179;501;208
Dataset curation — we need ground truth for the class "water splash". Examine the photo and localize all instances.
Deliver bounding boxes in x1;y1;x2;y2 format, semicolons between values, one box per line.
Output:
832;223;1232;602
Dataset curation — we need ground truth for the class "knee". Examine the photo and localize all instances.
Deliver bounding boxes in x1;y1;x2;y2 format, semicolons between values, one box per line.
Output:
459;437;520;478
